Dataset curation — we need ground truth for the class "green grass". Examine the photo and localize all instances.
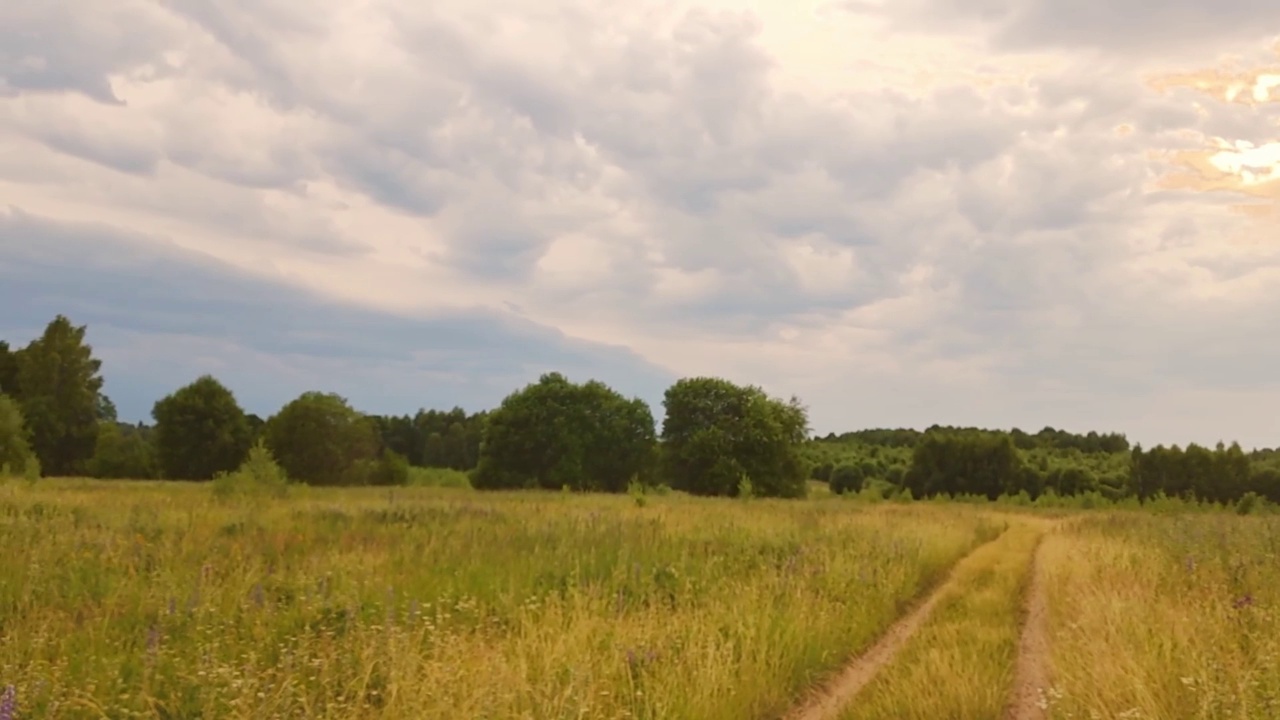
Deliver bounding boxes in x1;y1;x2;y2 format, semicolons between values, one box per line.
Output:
0;480;998;719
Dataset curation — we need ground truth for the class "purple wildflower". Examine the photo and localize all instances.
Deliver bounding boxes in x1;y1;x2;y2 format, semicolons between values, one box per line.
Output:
0;685;16;720
1233;594;1255;610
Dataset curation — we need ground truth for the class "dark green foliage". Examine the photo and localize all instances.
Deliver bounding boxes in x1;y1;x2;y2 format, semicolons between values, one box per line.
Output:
904;431;1024;500
0;341;20;398
1132;442;1260;503
810;461;834;482
473;373;655;492
264;392;380;486
152;376;252;480
660;377;809;499
14;316;106;476
0;393;34;474
87;422;158;479
818;425;1128;454
367;408;486;470
246;413;266;443
829;464;865;494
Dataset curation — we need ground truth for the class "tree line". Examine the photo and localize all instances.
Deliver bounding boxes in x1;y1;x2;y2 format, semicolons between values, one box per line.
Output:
0;316;811;497
2;314;1278;504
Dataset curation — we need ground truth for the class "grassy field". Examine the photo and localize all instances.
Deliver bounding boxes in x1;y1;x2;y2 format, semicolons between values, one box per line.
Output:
0;480;999;719
1040;514;1280;719
0;480;1275;720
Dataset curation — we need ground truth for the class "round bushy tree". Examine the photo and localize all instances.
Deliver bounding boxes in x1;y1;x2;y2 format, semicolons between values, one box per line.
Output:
659;377;810;499
473;373;656;492
152;375;252;480
829;464;865;495
264;392;380;486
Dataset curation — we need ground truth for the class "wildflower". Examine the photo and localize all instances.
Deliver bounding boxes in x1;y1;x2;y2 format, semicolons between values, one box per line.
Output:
0;685;16;720
1233;594;1255;610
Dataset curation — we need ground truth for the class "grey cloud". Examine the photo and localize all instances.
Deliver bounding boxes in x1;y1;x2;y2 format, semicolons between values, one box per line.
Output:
23;123;161;176
992;1;1280;55
0;208;676;420
0;2;178;104
860;0;1280;56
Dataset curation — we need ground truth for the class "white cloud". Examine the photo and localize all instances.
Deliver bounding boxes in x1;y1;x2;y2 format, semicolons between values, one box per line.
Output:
1;0;1279;447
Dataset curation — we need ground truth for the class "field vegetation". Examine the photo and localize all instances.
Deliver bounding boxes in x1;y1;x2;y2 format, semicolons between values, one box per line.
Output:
0;480;999;719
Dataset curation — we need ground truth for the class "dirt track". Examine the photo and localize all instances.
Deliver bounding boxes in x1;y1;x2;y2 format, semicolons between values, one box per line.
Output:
1003;535;1052;720
780;534;1002;720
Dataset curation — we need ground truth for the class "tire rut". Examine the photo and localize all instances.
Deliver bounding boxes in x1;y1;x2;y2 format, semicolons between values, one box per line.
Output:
1003;535;1052;720
779;532;1004;720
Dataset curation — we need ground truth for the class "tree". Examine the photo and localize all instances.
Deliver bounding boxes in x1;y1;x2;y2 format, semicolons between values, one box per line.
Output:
87;422;158;480
473;373;656;492
480;375;655;490
16;316;106;476
0;342;20;398
152;376;252;480
264;392;380;485
659;377;810;498
830;463;865;495
903;431;1025;500
0;394;34;475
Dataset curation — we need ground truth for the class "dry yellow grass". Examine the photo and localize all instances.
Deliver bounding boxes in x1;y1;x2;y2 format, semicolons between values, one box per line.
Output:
1039;514;1280;720
0;480;1000;719
836;517;1051;720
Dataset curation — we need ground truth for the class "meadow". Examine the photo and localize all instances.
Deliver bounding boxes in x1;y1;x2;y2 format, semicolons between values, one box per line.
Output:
0;479;1276;720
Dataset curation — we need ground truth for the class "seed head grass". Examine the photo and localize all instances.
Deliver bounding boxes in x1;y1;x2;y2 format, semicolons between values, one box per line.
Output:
0;480;999;719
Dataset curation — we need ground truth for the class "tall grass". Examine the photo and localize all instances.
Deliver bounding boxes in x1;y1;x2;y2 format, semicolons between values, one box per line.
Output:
839;519;1048;720
1041;513;1280;719
0;481;997;719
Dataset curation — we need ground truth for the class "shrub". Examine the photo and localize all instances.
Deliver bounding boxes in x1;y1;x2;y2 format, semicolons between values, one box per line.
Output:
212;441;289;501
362;451;410;487
829;464;865;495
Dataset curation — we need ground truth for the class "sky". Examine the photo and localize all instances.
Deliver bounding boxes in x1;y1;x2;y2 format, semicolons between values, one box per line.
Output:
1;1;1278;449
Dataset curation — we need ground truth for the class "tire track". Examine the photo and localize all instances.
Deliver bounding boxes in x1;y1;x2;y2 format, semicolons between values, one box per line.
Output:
1003;534;1052;720
780;531;1005;720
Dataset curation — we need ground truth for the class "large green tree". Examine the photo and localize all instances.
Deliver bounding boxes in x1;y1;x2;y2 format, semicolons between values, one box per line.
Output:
660;377;809;498
152;376;252;480
264;392;380;485
473;373;656;492
0;393;34;475
16;316;106;476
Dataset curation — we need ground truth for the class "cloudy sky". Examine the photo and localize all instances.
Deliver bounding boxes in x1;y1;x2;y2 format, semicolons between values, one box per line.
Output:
1;0;1278;449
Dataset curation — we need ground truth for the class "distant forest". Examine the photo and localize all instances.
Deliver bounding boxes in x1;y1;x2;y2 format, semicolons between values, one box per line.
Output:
2;315;1278;504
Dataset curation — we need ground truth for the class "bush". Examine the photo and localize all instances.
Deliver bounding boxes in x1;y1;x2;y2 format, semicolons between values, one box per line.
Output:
362;451;410;487
829;464;865;495
409;466;472;488
212;441;289;501
1236;491;1262;516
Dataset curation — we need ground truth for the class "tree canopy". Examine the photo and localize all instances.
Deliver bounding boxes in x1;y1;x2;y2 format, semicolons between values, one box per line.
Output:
660;377;809;498
264;392;380;486
152;376;252;480
473;373;656;492
14;316;107;476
